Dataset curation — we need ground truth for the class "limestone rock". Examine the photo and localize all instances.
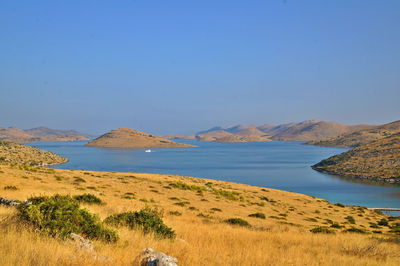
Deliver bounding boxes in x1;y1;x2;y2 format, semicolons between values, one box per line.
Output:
134;248;178;266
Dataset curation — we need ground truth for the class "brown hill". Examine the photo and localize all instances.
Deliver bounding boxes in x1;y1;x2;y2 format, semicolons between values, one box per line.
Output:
86;128;195;149
0;127;39;143
312;133;400;184
195;127;270;142
0;126;90;142
270;120;374;141
307;120;400;147
0;140;67;166
25;127;91;141
191;121;375;143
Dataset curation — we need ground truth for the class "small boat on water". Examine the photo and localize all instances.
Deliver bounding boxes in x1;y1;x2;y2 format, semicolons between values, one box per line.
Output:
144;149;152;153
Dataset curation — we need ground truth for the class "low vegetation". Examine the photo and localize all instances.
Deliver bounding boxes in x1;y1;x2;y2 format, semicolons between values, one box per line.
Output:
104;207;175;239
16;195;117;242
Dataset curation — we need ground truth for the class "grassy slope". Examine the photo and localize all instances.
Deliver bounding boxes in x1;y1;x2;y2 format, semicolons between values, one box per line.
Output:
312;133;400;183
0;142;399;265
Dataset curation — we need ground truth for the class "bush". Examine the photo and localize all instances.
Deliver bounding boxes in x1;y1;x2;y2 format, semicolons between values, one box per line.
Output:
344;227;367;234
310;226;335;234
73;193;104;205
330;223;343;229
345;216;356;224
224;218;250;227
104;207;175;239
17;195;118;242
210;208;222;212
377;218;389;226
248;212;266;219
3;185;18;190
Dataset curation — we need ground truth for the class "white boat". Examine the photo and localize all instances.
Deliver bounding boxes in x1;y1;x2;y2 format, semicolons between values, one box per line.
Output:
144;149;152;153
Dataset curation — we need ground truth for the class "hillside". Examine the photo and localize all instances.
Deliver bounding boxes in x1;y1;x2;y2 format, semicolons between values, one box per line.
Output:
312;133;400;183
86;128;195;149
0;126;90;142
193;121;374;143
25;127;91;141
307;120;400;148
268;120;374;141
0;140;67;166
0;127;40;143
0;143;399;265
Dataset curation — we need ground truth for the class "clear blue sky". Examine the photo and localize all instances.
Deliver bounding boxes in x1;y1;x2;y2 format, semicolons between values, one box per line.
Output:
1;1;399;135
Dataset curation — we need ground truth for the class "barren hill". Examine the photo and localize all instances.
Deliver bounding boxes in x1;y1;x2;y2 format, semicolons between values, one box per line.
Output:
193;121;374;143
196;126;270;142
269;120;374;141
0;126;90;142
312;133;400;183
0;127;39;143
307;120;400;148
86;128;195;149
25;127;91;141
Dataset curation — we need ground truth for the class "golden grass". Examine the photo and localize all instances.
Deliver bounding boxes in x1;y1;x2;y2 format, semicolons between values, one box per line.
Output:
0;164;399;265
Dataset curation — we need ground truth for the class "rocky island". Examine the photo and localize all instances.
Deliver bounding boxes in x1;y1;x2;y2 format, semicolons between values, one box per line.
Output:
85;128;196;149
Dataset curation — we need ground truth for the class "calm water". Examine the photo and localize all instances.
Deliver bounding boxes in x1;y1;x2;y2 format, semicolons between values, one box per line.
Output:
29;140;400;210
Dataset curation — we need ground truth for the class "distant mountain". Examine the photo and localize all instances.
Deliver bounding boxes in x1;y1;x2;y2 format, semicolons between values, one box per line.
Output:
195;126;270;142
86;128;196;149
0;127;40;143
192;120;374;143
269;120;374;141
312;133;400;184
0;126;91;142
307;120;400;147
162;134;196;140
26;127;91;141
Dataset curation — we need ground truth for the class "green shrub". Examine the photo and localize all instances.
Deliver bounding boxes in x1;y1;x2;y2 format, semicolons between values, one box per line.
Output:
377;218;389;226
104;207;175;239
169;211;182;216
169;181;205;192
4;185;18;190
330;223;343;229
248;212;266;219
335;203;345;207
17;195;117;242
310;226;335;234
344;227;367;234
345;216;356;224
224;218;250;227
73;193;104;205
210;208;222;212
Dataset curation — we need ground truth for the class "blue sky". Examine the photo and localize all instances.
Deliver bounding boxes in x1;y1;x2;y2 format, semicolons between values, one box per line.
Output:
1;0;399;135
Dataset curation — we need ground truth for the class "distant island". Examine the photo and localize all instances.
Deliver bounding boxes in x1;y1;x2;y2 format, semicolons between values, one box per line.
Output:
0;126;91;143
312;132;400;184
85;128;196;149
166;120;375;143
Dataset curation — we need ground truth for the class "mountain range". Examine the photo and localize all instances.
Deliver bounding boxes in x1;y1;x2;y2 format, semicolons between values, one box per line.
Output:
0;126;91;143
167;120;376;143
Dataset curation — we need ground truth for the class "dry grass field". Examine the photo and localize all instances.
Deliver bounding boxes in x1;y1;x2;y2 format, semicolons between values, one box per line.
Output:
1;161;400;265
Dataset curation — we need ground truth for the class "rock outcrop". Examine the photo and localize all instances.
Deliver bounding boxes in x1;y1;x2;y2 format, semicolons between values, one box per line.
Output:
134;248;178;266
